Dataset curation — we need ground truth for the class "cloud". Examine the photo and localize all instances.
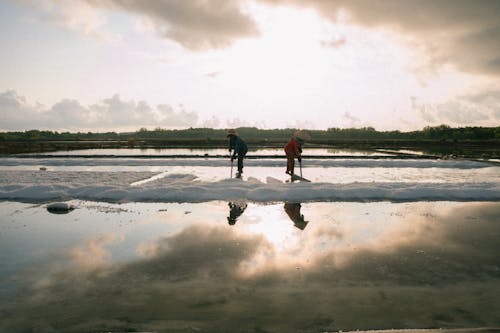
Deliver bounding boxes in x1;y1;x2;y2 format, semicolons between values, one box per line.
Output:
435;101;490;124
320;36;347;49
0;90;199;131
411;89;500;126
341;111;361;127
17;0;500;75
16;0;120;42
459;89;500;120
260;0;500;77
93;0;259;50
201;115;222;128
459;89;500;105
0;90;44;129
15;0;259;50
285;119;318;130
16;0;259;50
203;71;220;79
226;117;267;129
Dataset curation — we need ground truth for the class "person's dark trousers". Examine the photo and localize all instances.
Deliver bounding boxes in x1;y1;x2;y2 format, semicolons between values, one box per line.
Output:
237;156;244;173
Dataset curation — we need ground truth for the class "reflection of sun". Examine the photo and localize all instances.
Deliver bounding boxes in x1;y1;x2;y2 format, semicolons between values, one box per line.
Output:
244;204;300;251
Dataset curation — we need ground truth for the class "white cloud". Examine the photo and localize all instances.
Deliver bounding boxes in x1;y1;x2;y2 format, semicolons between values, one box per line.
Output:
0;90;47;129
260;0;500;77
16;0;120;42
203;71;220;79
320;36;347;49
411;89;500;127
17;0;259;50
435;101;489;124
226;117;266;129
341;111;362;128
14;0;500;73
0;90;199;131
92;0;259;50
201;115;221;128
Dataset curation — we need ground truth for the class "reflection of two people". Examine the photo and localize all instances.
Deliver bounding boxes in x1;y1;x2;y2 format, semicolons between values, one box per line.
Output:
284;202;308;230
227;201;308;229
227;201;248;225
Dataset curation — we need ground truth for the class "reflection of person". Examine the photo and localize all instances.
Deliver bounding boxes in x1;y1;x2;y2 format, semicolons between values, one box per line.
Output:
284;131;306;177
284;202;308;230
227;201;248;225
227;129;248;178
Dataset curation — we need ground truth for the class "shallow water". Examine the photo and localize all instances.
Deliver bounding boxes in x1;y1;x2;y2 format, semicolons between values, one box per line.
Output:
1;200;499;332
29;147;393;157
1;148;499;331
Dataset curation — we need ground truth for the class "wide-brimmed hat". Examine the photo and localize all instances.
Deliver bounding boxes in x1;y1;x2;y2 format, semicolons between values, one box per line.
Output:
227;129;238;137
293;130;310;141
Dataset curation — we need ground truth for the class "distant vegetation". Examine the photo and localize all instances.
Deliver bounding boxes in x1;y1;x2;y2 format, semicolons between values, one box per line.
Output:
1;125;499;157
1;125;499;142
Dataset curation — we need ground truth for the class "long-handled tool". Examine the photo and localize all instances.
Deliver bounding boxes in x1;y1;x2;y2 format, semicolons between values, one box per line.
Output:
292;158;310;182
230;158;234;178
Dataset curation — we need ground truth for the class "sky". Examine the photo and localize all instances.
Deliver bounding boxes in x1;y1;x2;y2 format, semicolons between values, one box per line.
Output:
0;0;499;132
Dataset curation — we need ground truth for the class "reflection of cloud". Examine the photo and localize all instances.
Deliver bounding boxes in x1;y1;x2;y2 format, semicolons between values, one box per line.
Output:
129;224;269;279
68;234;123;272
308;203;500;285
2;203;500;332
0;90;199;131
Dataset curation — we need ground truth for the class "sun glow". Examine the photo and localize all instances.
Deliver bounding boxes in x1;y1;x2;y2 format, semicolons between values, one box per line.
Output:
243;204;301;251
2;0;495;131
188;3;429;129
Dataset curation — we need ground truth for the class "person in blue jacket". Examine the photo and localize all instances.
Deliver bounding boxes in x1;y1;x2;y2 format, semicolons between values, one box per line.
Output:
227;129;248;178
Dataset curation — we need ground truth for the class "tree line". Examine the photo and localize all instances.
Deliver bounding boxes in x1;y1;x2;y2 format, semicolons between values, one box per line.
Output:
1;125;499;142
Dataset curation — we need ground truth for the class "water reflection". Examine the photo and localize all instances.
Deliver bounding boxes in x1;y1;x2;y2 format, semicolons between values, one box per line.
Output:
34;147;390;157
283;202;308;230
1;201;499;332
227;200;248;225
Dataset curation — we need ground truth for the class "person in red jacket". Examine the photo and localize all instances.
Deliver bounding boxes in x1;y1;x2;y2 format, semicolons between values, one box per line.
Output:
284;134;304;176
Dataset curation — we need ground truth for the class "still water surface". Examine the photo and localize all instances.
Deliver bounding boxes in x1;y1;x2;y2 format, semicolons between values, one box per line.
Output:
1;200;499;332
32;148;392;156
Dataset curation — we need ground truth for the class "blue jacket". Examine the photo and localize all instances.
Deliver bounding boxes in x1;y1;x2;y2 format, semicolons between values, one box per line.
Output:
229;136;248;158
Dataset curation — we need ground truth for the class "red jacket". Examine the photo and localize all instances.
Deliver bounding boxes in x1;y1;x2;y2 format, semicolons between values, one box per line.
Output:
284;139;301;157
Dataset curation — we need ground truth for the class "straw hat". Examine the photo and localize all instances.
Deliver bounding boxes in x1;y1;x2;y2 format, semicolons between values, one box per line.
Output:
227;129;238;137
293;130;310;141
